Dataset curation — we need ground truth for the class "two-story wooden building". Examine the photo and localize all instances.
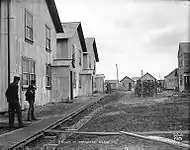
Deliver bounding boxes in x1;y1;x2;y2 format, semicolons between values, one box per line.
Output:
53;22;87;102
164;68;178;90
0;0;63;112
178;42;190;92
80;38;99;96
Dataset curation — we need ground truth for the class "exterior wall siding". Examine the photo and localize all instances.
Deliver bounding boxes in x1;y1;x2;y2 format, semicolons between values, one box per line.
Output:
68;31;84;97
0;1;9;112
95;77;104;93
81;74;92;96
178;50;190;92
0;0;57;111
52;67;70;102
164;69;178;90
120;78;135;91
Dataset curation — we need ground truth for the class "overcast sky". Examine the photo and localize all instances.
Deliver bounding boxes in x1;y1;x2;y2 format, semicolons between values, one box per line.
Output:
55;0;190;80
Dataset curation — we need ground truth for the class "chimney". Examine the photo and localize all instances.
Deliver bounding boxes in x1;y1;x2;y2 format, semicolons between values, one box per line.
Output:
141;70;143;77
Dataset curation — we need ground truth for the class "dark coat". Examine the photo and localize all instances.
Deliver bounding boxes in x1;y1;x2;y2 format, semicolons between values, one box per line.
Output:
5;83;19;103
25;85;35;102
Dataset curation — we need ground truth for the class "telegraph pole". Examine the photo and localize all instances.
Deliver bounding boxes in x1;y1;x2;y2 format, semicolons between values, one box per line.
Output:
141;70;143;98
116;64;119;89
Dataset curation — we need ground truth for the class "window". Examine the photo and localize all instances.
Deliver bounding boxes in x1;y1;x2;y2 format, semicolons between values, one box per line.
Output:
180;75;183;86
46;64;51;88
79;50;82;66
25;9;33;42
45;25;51;51
73;72;76;88
22;57;35;88
94;60;96;70
89;55;91;68
79;74;82;88
72;45;75;67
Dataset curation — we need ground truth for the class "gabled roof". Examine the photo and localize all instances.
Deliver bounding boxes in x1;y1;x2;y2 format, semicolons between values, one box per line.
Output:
164;68;178;78
178;42;190;57
96;74;105;78
85;38;99;62
45;0;63;33
57;22;87;52
139;72;157;81
120;76;134;82
105;80;118;84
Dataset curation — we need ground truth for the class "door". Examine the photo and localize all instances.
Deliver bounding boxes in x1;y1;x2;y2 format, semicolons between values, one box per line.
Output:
184;75;190;91
70;71;73;100
129;83;132;91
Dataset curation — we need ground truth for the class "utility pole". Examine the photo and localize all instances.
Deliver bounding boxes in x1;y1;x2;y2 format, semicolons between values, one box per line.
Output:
141;70;143;98
116;64;119;89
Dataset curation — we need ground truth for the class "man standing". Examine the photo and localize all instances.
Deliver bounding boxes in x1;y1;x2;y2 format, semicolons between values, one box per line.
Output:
25;80;37;121
5;76;24;128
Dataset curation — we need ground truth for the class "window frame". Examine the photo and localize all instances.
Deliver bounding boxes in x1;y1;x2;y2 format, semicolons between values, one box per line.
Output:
73;72;76;88
79;50;82;66
45;25;51;52
79;74;82;88
46;63;52;89
72;45;75;68
22;57;36;89
89;55;91;68
25;9;33;43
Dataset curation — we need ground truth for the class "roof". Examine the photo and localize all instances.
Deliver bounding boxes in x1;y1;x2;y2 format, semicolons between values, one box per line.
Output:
45;0;63;33
139;72;157;81
105;80;118;84
120;76;134;82
57;22;87;52
131;77;140;81
96;74;105;78
164;68;178;78
85;38;99;62
178;42;190;56
57;32;74;39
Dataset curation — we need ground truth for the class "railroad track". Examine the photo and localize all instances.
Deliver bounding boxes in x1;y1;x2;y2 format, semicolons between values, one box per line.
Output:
9;94;109;149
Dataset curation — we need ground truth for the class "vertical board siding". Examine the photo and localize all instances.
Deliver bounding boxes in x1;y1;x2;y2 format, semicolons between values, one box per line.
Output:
0;0;57;112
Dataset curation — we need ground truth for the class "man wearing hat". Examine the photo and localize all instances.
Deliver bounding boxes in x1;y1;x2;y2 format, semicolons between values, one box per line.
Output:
5;76;24;128
25;80;37;121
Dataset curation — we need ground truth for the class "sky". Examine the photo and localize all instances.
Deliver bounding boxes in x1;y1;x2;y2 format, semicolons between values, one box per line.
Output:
55;0;190;80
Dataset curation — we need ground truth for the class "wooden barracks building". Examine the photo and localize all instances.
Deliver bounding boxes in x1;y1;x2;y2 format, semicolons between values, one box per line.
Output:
0;0;101;112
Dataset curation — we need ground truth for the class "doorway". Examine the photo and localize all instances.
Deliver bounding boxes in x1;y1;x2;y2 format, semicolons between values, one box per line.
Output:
129;83;132;91
184;75;190;91
70;71;73;100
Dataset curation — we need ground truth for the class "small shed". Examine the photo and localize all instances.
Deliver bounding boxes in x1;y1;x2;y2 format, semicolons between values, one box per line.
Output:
120;76;135;91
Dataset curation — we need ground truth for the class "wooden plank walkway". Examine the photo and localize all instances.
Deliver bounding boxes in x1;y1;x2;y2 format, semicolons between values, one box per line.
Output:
0;95;106;149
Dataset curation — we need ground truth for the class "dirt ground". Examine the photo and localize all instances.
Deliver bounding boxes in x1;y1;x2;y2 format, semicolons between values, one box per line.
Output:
78;91;189;141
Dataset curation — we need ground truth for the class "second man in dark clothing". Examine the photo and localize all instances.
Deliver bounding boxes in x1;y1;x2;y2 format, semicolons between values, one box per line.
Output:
25;80;37;121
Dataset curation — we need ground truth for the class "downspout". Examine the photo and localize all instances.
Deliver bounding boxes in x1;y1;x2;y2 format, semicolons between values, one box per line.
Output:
7;0;10;84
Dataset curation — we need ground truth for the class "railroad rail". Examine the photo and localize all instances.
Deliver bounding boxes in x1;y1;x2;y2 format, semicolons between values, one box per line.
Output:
9;95;107;149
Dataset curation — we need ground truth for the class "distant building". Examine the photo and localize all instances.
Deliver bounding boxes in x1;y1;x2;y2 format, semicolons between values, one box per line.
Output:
105;80;118;91
81;38;99;96
139;72;157;82
132;77;140;84
164;68;178;90
54;22;87;102
157;80;165;90
178;42;190;92
95;74;105;93
120;76;135;91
